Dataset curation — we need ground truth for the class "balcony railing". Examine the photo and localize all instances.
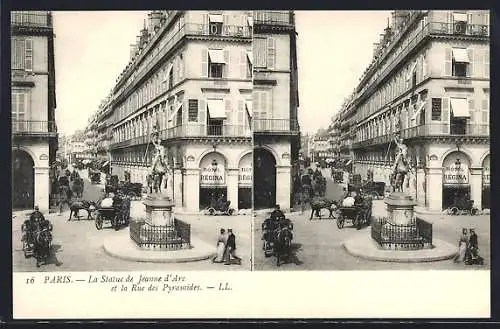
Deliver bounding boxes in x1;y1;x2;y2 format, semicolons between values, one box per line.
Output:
11;11;51;27
253;119;299;133
254;11;294;26
352;123;489;148
110;124;251;148
12;120;57;134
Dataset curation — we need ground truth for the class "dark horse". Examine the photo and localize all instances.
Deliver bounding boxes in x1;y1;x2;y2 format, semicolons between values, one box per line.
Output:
69;200;97;221
309;197;338;220
273;226;293;266
35;227;52;267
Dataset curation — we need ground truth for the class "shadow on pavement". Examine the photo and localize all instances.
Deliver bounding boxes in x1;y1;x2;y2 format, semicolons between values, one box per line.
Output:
47;243;63;267
281;242;303;266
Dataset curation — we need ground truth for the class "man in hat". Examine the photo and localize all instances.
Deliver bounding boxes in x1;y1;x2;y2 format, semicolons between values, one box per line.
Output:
224;229;241;265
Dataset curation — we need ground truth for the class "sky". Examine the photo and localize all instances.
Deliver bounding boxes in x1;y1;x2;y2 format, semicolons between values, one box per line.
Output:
53;11;148;135
295;10;392;134
53;11;391;136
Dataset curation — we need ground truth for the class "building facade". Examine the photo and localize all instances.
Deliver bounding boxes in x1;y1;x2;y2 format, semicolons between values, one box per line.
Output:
11;11;58;211
340;10;490;211
105;11;253;212
253;11;300;211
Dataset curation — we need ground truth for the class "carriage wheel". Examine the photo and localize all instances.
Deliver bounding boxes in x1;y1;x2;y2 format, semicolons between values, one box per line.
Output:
113;216;120;231
208;208;215;216
355;213;363;230
227;208;235;216
95;214;103;230
336;217;344;229
470;208;477;216
370;191;380;199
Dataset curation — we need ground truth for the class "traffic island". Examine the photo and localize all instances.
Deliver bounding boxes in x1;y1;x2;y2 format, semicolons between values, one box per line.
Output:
103;193;214;263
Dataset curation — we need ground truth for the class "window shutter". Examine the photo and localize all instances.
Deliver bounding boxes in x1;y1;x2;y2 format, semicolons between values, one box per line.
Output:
442;98;449;130
201;48;208;77
422;52;428;78
254;91;260;119
416;57;421;83
467;48;474;77
238;99;244;125
199;99;206;126
225;99;232;124
203;14;209;34
24;39;33;71
444;48;452;76
223;14;228;27
179;55;184;80
482;98;489;124
267;37;276;69
223;49;230;78
484;48;490;78
240;50;246;79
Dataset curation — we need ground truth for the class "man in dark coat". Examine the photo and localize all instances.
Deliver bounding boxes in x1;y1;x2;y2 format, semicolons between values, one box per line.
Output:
224;229;241;265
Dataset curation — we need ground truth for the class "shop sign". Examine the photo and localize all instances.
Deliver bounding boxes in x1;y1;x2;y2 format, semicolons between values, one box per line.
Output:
443;159;469;185
200;160;225;186
483;157;490;186
39;154;48;160
238;166;252;187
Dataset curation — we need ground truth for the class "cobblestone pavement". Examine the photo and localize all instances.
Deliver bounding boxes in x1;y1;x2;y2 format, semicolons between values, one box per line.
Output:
254;172;490;271
13;171;252;272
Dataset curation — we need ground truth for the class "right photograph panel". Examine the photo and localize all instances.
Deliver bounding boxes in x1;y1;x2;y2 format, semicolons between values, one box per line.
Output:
252;10;491;271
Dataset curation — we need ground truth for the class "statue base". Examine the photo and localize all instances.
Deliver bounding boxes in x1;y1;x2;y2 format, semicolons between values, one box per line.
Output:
371;192;432;251
129;193;190;250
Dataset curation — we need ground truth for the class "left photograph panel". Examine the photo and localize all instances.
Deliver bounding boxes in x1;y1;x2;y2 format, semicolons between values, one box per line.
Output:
12;10;253;271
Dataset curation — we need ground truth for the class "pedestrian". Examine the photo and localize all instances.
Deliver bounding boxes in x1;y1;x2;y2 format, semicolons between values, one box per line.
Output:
454;228;468;263
58;183;71;216
213;228;227;263
224;229;241;265
466;228;483;265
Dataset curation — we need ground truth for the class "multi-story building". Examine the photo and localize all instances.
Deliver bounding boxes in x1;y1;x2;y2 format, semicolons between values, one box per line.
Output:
11;11;58;211
253;10;300;211
341;10;490;211
105;11;253;212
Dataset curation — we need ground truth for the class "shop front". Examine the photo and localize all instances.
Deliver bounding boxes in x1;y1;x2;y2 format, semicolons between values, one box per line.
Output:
12;149;35;210
238;152;252;209
199;152;227;210
442;151;471;210
253;147;276;209
482;155;490;210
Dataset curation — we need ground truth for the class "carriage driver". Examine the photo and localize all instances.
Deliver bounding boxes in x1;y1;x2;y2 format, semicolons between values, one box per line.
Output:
27;206;52;235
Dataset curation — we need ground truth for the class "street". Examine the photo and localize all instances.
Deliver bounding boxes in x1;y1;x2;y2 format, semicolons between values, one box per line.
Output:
13;169;252;272
254;168;490;271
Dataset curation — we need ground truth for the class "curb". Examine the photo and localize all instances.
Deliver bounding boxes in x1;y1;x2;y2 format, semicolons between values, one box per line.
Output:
343;234;457;263
103;231;215;263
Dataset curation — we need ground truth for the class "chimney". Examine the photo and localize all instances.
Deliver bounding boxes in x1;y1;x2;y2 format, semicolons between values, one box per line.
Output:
130;44;137;60
148;11;162;34
139;20;149;47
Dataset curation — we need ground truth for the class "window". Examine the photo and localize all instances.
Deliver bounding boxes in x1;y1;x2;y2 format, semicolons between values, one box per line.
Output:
451;48;470;77
11;38;33;70
168;67;173;89
188;99;198;122
12;92;27;131
254;37;267;68
208;49;225;78
431;98;442;121
247;52;253;78
25;39;33;71
209;14;223;36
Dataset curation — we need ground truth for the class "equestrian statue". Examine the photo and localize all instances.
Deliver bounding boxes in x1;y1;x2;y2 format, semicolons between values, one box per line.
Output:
390;132;411;194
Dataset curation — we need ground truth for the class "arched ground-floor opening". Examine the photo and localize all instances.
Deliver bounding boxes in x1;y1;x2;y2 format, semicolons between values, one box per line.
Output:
253;147;276;209
199;151;227;210
12;149;35;210
442;151;471;210
238;152;252;209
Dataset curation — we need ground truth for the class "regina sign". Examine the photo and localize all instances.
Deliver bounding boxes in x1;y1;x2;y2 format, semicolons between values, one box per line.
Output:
443;159;469;185
200;163;225;186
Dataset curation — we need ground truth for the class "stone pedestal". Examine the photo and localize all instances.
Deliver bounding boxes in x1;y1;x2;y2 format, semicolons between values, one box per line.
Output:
142;194;177;241
385;192;417;226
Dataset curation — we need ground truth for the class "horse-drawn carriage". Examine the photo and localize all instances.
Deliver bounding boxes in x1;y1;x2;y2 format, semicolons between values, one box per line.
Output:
261;215;294;266
206;199;235;216
89;170;101;184
71;177;84;199
94;195;131;231
348;181;386;199
105;175;143;200
21;217;53;267
336;195;373;230
446;198;479;216
331;169;344;184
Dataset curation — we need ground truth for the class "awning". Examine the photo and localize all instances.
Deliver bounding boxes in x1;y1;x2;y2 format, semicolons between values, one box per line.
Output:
345;160;352;166
208;49;225;64
453;12;468;22
406;61;417;80
245;100;253;117
452;48;470;63
209;14;224;23
207;99;226;119
168;101;183;122
450;98;470;118
247;51;253;65
102;161;110;168
247;16;253;26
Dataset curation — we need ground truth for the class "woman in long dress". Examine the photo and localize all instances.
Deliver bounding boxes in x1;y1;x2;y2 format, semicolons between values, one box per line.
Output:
454;228;468;263
213;228;227;263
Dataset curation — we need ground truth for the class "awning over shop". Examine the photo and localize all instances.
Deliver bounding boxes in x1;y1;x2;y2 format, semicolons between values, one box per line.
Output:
247;51;253;65
208;49;225;64
209;14;224;23
245;100;253;117
452;48;470;63
453;12;468;22
168;101;183;122
345;159;352;166
450;98;470;118
102;161;110;168
207;99;226;119
411;100;427;120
